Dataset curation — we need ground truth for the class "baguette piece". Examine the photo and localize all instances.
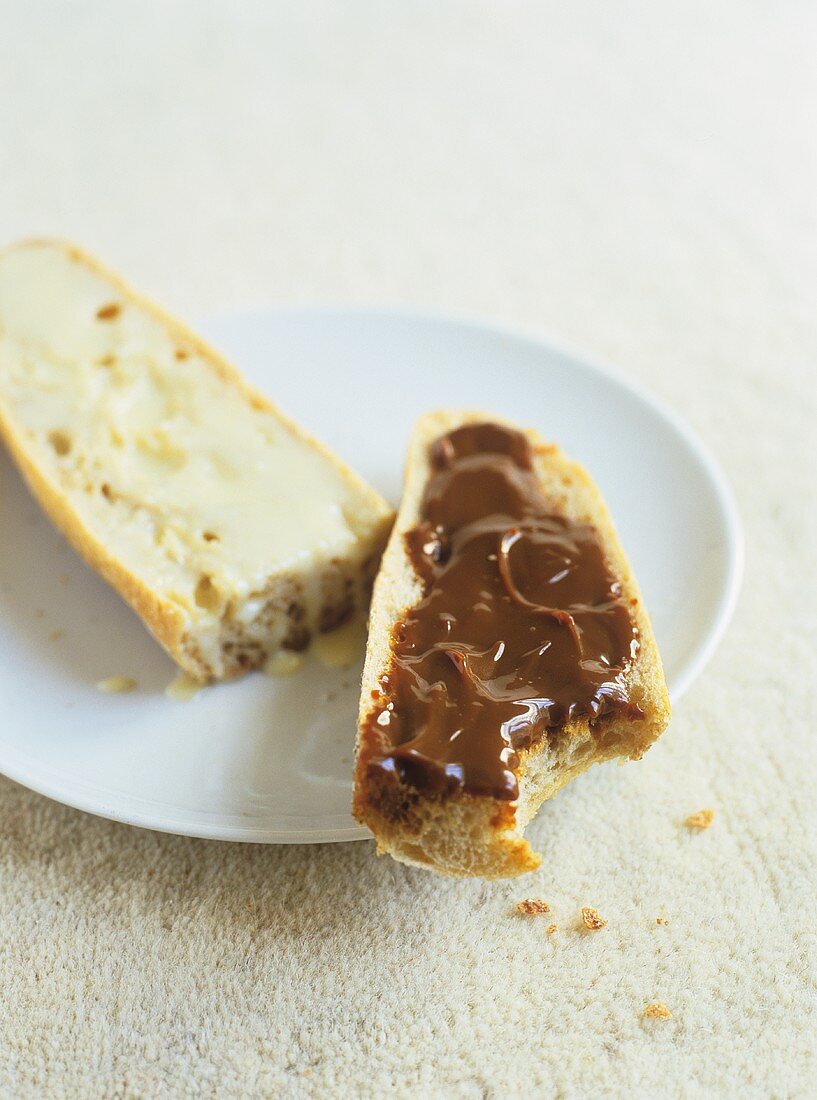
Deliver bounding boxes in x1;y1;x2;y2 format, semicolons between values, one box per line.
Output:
0;240;393;681
354;410;670;878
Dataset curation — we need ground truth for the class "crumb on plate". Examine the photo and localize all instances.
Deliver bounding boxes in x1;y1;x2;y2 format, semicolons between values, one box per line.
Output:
96;675;136;694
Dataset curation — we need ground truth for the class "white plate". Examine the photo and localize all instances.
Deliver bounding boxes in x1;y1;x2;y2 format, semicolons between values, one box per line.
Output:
0;309;742;843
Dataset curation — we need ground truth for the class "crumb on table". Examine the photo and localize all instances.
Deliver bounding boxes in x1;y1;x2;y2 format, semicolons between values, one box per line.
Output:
685;808;715;830
546;924;558;935
656;917;669;925
517;898;550;916
644;1002;672;1020
581;906;607;930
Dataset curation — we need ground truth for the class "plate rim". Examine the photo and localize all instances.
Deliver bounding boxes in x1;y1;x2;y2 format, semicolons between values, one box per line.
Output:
0;305;743;844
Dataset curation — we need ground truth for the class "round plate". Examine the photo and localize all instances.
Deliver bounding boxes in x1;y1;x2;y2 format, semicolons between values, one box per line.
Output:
0;309;742;842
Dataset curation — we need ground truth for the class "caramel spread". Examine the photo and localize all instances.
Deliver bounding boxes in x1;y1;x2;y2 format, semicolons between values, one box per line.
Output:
363;423;641;801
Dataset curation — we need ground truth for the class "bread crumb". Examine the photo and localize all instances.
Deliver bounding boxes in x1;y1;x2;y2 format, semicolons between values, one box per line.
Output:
656;917;669;926
644;1002;672;1020
685;808;715;830
96;675;136;694
517;898;550;916
581;906;607;930
546;924;558;935
96;302;121;321
49;630;63;642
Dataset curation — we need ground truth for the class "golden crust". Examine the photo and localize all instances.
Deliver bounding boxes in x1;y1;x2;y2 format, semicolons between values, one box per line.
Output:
354;410;671;878
0;398;189;658
0;239;393;680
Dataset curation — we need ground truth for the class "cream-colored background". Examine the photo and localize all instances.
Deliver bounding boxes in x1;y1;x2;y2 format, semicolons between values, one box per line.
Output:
1;2;815;1096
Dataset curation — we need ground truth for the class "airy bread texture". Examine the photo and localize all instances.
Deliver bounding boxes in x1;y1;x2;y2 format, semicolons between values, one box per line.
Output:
355;410;671;878
0;240;393;681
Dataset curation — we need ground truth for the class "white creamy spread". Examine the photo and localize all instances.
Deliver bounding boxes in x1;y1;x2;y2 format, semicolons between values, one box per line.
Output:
0;243;368;623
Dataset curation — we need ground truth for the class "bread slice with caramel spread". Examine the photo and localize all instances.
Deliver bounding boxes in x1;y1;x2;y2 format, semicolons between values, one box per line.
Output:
354;410;670;878
0;240;393;681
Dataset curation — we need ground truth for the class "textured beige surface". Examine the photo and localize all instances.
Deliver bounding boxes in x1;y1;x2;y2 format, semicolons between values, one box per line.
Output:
0;1;815;1096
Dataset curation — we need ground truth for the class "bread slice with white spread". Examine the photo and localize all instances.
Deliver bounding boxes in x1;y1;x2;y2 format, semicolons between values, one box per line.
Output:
354;410;670;878
0;239;393;681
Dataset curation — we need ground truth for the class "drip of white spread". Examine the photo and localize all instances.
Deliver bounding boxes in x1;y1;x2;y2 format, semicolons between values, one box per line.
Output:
311;616;366;670
263;650;305;677
165;672;202;701
166;614;366;697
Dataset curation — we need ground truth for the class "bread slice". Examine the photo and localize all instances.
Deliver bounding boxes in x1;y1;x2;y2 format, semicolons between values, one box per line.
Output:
0;239;393;681
354;410;670;878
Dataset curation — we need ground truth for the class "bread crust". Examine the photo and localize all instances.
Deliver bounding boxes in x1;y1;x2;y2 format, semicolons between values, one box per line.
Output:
354;410;671;878
0;239;393;680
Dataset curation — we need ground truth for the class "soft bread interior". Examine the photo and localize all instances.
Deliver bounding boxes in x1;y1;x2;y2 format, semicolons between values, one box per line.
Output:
0;241;393;680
